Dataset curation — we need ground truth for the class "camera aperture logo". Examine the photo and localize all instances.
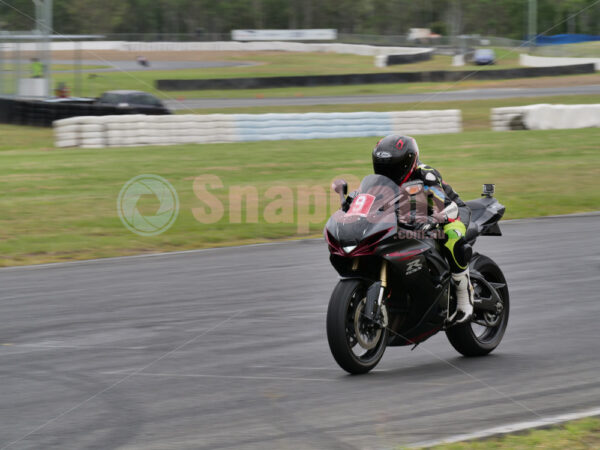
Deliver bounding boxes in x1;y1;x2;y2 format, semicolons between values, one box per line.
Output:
117;175;179;236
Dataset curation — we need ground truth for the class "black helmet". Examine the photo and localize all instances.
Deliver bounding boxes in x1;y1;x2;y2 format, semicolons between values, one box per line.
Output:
372;135;419;185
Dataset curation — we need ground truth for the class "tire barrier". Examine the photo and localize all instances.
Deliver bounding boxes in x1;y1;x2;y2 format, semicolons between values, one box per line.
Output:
157;63;595;91
491;104;600;131
491;106;531;131
0;97;167;127
375;50;434;67
54;110;462;148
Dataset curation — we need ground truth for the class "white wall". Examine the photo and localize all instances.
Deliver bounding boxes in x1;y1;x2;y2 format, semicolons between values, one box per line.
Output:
121;41;432;57
2;41;124;52
4;40;432;58
491;104;600;131
18;78;48;97
520;54;600;71
231;29;337;41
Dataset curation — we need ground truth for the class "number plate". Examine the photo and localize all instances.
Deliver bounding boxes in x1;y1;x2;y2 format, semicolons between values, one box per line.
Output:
347;194;375;217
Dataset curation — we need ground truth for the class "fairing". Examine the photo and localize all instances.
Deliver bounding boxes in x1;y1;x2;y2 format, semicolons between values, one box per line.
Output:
325;175;399;257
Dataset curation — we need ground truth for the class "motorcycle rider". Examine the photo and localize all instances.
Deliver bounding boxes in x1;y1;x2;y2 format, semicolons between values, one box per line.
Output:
367;135;474;323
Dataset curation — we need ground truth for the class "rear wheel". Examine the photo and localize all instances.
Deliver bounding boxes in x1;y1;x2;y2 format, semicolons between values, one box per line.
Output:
327;279;388;374
446;255;509;356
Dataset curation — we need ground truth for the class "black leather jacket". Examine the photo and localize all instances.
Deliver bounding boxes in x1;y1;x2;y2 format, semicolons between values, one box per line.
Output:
410;163;465;208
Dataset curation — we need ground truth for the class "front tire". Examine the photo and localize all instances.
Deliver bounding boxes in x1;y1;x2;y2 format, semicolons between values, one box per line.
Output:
327;279;388;374
446;255;510;356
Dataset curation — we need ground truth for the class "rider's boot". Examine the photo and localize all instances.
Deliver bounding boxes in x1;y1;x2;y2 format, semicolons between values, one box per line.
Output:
450;269;474;324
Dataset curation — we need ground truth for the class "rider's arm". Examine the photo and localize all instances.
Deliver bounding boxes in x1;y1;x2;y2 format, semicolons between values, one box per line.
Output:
418;164;459;223
419;163;466;207
423;184;459;225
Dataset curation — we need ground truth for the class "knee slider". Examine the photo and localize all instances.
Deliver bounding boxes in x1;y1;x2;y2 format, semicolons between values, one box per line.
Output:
454;240;472;268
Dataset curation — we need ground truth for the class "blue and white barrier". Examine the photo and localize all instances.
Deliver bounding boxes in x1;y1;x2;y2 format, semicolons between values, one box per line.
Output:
53;110;462;148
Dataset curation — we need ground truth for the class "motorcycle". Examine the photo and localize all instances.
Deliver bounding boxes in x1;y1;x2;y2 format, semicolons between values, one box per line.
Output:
324;174;509;374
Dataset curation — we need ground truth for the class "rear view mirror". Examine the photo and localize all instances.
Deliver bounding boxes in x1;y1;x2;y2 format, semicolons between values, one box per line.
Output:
332;179;348;206
332;179;348;195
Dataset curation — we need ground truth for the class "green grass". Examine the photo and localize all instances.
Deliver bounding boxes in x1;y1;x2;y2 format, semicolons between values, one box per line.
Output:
417;417;600;449
181;94;600;132
49;50;523;99
0;125;54;151
0;124;598;266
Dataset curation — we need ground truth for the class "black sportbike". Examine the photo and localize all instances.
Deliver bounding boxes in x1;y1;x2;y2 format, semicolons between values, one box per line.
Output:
325;175;509;374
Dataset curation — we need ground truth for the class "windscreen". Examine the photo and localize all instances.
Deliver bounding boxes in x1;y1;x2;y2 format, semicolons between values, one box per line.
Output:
345;174;400;218
327;175;400;246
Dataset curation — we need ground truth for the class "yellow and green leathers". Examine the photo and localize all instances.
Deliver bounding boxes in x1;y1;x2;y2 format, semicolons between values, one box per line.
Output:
410;162;471;274
443;220;469;272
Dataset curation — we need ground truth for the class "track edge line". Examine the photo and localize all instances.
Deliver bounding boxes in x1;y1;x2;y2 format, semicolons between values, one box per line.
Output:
407;406;600;448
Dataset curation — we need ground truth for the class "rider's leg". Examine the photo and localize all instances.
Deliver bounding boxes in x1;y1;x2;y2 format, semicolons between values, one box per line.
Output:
443;220;474;323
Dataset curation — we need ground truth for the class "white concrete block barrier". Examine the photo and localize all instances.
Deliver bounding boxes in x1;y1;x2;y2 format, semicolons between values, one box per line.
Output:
53;110;462;148
520;54;600;71
491;104;600;131
524;104;600;130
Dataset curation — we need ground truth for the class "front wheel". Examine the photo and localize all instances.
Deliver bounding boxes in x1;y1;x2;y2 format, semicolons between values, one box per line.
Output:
326;279;388;374
446;255;510;357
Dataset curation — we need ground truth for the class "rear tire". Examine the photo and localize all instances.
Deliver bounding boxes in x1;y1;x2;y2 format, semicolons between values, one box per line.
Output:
446;255;509;357
327;279;388;374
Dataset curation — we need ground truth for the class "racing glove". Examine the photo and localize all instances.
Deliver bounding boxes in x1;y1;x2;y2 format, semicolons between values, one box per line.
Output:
342;191;358;212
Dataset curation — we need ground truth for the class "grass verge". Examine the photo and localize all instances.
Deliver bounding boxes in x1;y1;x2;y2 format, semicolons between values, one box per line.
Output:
48;50;526;99
0;126;598;267
416;416;600;449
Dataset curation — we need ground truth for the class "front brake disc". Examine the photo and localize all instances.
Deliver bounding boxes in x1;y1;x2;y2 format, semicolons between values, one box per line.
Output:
354;299;385;350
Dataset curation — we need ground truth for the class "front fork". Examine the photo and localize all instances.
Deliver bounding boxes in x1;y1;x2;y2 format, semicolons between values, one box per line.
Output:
363;260;388;327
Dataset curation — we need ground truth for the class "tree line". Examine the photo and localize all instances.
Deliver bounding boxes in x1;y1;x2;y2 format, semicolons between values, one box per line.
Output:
1;0;599;40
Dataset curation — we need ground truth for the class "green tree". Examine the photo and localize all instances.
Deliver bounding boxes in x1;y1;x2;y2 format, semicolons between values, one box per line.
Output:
1;0;598;39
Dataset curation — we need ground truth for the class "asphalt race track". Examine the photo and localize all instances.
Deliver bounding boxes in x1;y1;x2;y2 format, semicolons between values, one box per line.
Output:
165;84;600;110
1;213;599;449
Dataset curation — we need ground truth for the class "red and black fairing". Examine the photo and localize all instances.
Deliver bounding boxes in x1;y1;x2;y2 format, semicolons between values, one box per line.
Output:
324;174;451;347
380;238;451;346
